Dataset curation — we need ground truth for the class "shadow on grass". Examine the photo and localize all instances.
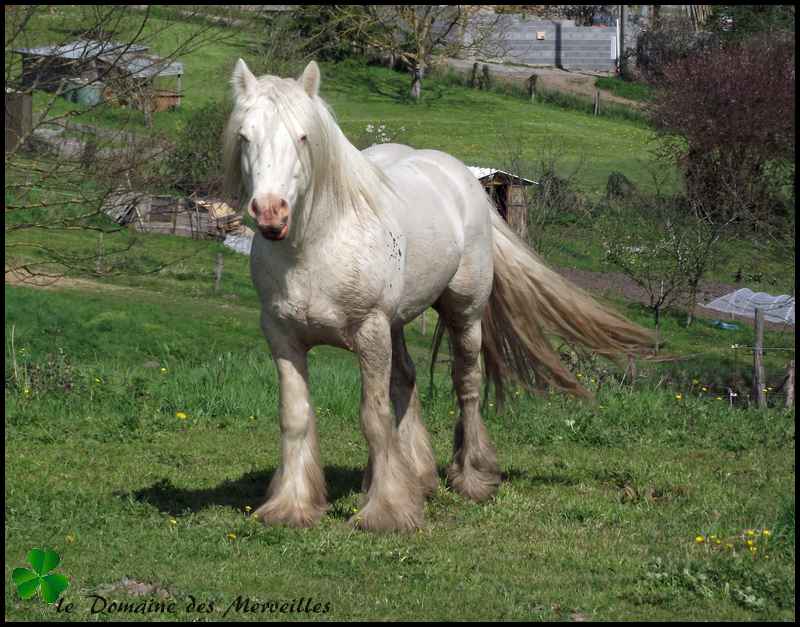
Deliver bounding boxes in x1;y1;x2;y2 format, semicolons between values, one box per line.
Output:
128;465;574;519
128;466;364;517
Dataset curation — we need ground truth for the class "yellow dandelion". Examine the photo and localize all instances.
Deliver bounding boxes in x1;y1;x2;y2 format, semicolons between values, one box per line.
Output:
715;396;723;401
702;386;708;392
160;367;167;373
725;543;733;550
745;529;756;537
23;388;31;396
695;535;705;544
66;533;76;544
176;411;188;420
745;539;754;547
169;518;177;526
692;379;699;385
762;529;771;537
244;505;252;513
714;539;721;545
675;394;683;400
95;377;101;383
227;532;237;540
576;373;583;379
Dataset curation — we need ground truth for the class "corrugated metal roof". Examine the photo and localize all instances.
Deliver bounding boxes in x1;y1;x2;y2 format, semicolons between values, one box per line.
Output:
13;39;148;60
13;40;181;78
110;54;183;78
467;166;537;185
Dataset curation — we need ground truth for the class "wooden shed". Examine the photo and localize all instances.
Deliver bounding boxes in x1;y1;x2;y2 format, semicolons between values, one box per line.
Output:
11;40;183;122
12;40;149;91
467;167;536;238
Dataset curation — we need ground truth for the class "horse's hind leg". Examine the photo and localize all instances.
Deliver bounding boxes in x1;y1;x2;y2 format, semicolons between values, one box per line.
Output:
389;326;438;497
444;317;502;502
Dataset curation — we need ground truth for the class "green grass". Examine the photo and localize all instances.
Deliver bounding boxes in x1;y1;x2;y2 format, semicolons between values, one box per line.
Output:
595;77;655;103
5;278;795;621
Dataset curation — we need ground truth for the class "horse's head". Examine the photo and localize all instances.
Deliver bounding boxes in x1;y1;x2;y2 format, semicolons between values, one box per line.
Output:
225;59;322;241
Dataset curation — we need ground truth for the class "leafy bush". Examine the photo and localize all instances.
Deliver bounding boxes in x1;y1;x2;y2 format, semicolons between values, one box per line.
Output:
636;16;720;84
164;99;232;195
649;31;795;229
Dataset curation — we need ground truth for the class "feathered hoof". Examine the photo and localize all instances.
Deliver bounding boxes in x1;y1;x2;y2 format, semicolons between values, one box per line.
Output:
348;499;423;533
447;462;501;503
254;498;327;528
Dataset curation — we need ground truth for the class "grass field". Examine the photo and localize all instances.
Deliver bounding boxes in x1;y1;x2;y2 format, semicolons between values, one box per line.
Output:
5;6;795;621
4;275;795;621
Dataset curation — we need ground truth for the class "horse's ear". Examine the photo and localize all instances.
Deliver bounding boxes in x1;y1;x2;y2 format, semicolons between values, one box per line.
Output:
300;61;320;98
232;58;258;100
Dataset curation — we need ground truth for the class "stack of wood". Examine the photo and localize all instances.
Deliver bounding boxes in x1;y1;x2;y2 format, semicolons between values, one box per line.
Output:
102;192;245;240
193;198;244;238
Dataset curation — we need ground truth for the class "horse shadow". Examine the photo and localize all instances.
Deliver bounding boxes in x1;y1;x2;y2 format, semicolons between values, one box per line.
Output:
126;465;578;519
127;466;364;518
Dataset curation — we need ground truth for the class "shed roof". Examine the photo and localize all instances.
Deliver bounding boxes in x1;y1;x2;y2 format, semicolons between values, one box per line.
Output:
107;53;183;78
13;40;182;78
13;39;148;60
467;166;537;186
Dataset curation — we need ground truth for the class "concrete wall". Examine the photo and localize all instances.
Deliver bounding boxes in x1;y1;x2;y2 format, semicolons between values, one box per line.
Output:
468;16;617;72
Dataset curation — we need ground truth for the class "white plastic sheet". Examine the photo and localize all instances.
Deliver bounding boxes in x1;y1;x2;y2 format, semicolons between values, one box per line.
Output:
702;288;795;325
223;233;253;256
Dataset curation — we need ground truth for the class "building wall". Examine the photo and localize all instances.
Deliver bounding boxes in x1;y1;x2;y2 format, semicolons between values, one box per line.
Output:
467;16;618;71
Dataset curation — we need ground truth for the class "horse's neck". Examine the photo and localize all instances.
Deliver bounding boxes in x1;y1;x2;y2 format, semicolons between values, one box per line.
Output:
295;130;386;249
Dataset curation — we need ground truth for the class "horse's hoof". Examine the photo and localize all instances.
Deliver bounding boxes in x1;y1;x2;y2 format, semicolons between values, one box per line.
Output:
446;463;501;503
254;500;327;528
348;500;422;533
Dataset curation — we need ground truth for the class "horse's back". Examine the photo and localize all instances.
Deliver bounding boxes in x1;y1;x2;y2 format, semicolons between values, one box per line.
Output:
364;144;494;323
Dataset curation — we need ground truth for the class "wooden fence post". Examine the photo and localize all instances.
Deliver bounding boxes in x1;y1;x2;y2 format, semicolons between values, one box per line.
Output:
96;231;104;275
751;308;766;408
214;253;224;293
593;90;600;116
785;359;795;408
527;73;538;102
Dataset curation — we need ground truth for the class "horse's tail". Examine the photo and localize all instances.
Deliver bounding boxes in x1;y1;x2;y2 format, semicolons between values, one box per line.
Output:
480;209;655;403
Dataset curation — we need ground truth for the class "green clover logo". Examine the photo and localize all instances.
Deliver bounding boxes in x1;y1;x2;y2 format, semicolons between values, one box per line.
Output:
12;548;70;603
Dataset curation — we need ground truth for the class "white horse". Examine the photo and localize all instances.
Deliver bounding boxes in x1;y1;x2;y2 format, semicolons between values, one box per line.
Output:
223;60;653;532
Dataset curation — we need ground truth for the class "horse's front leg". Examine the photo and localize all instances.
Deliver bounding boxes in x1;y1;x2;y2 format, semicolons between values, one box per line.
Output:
350;313;424;532
255;330;327;528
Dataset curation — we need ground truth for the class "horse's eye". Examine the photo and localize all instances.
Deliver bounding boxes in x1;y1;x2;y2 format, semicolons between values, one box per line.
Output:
299;134;308;143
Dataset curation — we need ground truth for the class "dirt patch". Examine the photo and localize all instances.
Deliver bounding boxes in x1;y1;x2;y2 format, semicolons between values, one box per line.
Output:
443;58;642;108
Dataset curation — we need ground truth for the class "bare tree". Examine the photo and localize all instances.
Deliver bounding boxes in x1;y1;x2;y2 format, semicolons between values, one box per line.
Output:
318;5;508;102
5;5;240;282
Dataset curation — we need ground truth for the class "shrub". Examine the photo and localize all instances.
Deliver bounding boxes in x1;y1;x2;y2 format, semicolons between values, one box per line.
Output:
164;99;232;195
636;16;720;84
649;31;795;229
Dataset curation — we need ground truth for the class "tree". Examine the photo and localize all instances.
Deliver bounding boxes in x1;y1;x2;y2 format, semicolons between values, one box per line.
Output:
707;5;796;44
597;192;732;333
648;31;795;229
4;6;241;282
315;6;508;102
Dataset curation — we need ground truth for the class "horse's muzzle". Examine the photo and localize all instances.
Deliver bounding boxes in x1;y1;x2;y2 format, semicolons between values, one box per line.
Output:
259;223;289;240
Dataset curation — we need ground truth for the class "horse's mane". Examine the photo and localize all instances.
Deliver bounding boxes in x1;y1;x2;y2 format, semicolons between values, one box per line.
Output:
222;74;393;231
